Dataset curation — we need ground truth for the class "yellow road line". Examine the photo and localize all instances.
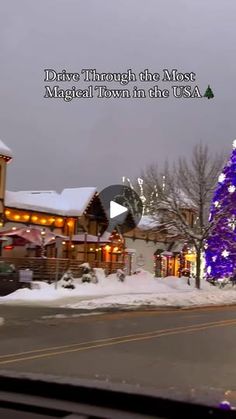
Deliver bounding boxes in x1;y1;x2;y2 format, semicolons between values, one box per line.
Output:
1;318;236;366
0;317;236;360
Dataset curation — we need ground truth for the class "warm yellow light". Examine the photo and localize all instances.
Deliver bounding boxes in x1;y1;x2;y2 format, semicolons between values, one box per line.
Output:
105;245;111;251
67;220;73;227
49;217;55;223
185;254;196;262
26;229;31;233
41;219;47;224
23;214;30;220
5;210;10;216
113;246;119;252
62;241;66;245
90;247;94;251
71;244;75;248
14;215;20;220
32;216;38;221
12;226;16;230
55;218;64;226
0;222;3;227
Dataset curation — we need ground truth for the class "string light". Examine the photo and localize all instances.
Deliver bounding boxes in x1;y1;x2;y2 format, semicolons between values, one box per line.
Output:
0;154;12;162
228;215;236;231
205;140;236;279
228;185;236;193
207;266;211;275
222;249;230;258
218;173;226;183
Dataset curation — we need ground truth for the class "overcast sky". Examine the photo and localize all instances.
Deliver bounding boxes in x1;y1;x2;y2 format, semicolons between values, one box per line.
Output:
0;0;235;192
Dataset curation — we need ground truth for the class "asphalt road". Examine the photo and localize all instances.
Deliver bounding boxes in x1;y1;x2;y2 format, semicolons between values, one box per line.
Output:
0;305;236;402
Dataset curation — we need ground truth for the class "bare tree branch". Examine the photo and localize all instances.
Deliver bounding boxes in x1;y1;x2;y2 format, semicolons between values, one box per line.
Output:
139;144;225;288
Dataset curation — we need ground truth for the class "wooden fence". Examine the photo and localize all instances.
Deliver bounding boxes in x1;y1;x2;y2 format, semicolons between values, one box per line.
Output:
0;257;124;282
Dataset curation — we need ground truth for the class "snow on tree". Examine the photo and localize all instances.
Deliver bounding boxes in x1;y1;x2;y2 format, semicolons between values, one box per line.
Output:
116;268;126;282
61;269;75;289
80;263;98;283
205;140;236;279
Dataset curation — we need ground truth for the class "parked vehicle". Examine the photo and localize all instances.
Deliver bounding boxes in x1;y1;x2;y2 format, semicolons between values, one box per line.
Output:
0;261;30;296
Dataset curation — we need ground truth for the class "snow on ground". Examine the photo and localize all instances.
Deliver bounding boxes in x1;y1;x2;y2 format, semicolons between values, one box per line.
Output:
1;269;236;310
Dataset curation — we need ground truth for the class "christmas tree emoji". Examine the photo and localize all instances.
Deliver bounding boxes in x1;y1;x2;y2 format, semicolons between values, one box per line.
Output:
204;85;214;99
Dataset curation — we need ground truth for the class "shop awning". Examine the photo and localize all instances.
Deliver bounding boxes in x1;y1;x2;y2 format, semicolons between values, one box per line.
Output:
0;227;68;246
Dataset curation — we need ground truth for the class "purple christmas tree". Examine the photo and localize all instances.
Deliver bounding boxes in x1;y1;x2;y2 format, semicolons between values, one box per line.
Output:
205;140;236;279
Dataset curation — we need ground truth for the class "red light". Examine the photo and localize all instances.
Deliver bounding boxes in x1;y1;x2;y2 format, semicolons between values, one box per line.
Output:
4;245;14;250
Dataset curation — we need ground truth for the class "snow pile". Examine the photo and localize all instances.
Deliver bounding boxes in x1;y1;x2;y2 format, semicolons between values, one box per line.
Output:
0;281;58;301
1;270;236;309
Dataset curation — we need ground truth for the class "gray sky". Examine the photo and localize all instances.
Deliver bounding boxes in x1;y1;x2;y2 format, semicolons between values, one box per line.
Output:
0;0;235;192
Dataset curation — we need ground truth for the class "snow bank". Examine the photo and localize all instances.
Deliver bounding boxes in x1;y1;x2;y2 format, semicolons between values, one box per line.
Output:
1;270;236;310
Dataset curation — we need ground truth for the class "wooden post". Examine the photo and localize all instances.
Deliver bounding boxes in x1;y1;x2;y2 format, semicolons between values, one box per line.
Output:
84;232;88;262
96;233;100;267
110;234;113;274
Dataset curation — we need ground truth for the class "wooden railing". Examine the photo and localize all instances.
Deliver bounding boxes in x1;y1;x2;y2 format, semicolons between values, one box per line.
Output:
0;257;124;282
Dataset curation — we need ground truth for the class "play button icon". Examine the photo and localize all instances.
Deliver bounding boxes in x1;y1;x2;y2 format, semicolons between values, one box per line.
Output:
98;184;143;234
110;201;128;219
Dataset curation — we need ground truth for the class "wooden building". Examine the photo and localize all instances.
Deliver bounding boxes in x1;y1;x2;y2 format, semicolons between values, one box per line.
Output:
124;213;196;277
0;139;196;278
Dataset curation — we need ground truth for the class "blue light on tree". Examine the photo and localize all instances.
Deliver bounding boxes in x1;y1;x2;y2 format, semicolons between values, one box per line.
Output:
205;140;236;279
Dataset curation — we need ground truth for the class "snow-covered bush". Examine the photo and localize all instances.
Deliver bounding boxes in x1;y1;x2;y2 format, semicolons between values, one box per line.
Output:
80;263;98;284
61;269;75;289
116;268;126;282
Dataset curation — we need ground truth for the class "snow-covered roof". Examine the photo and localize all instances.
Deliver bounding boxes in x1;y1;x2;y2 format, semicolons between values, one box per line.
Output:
5;187;97;216
0;139;13;158
137;215;161;230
